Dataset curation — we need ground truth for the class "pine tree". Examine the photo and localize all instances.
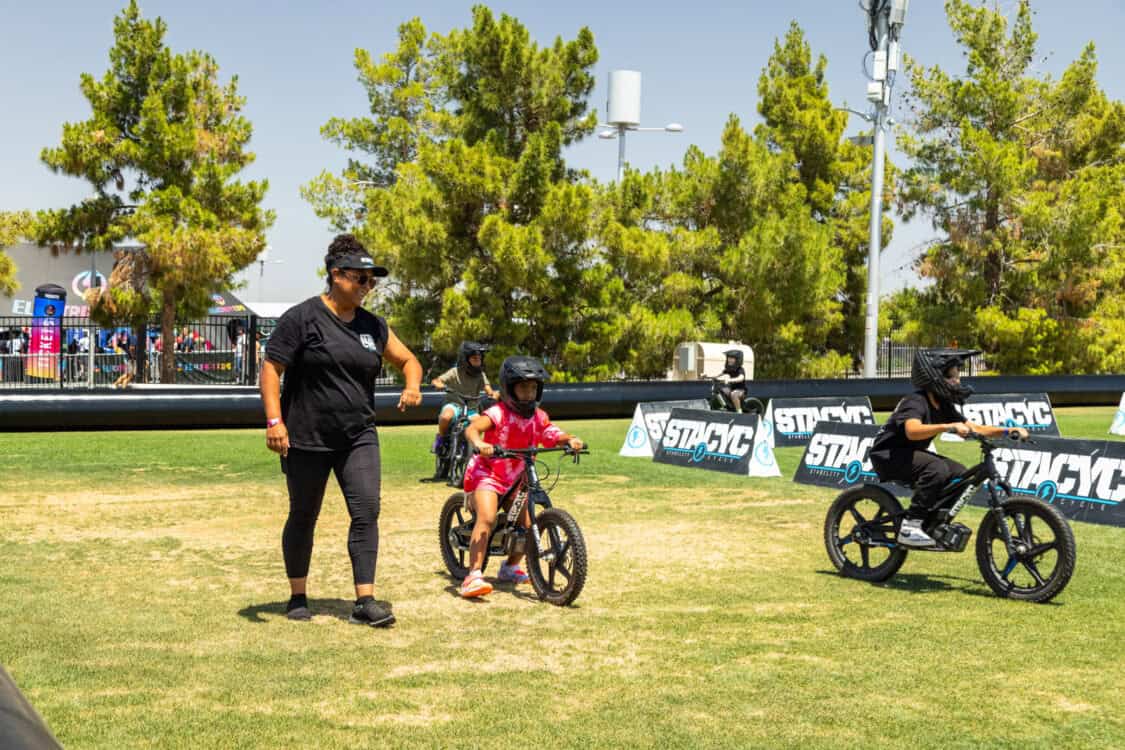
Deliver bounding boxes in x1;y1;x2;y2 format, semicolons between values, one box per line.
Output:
309;6;599;374
755;22;892;367
895;0;1125;373
0;211;32;296
36;1;273;382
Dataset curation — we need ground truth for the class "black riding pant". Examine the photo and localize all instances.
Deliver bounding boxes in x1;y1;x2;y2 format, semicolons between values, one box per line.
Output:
873;451;966;519
282;436;382;585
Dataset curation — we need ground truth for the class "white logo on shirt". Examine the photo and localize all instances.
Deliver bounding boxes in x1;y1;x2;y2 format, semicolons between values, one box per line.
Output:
359;334;376;351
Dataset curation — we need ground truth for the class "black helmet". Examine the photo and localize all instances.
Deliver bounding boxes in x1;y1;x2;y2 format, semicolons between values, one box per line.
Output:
498;355;549;418
723;349;743;374
458;341;489;376
911;348;980;405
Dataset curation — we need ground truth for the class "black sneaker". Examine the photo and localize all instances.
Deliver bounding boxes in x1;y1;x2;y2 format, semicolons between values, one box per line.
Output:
286;605;312;621
286;595;312;621
349;599;395;628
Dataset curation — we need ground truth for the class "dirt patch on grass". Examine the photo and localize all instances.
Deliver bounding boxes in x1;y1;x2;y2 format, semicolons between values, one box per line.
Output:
1;483;279;508
1055;697;1097;713
383;637;640;680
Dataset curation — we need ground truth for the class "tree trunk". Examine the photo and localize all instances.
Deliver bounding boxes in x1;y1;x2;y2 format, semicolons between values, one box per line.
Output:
984;190;1003;304
161;287;176;384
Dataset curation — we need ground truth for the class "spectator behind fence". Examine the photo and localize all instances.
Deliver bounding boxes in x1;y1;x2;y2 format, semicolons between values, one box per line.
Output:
114;344;136;388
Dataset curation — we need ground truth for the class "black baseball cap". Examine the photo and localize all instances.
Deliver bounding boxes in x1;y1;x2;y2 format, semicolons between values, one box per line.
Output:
328;252;389;277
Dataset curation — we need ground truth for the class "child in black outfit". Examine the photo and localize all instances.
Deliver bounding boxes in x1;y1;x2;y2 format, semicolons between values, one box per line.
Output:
869;349;1027;547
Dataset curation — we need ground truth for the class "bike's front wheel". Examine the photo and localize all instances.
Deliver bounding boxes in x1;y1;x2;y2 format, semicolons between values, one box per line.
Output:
742;397;765;416
824;485;908;582
975;497;1076;603
448;433;471;487
526;508;587;606
433;452;450;481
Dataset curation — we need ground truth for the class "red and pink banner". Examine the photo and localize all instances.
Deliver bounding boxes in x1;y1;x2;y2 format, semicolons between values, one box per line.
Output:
26;284;66;380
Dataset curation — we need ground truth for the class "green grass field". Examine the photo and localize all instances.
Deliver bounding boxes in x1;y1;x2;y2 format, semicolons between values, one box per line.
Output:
2;407;1124;748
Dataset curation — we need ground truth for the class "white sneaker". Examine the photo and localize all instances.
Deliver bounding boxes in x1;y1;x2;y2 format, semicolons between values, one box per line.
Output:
897;518;938;548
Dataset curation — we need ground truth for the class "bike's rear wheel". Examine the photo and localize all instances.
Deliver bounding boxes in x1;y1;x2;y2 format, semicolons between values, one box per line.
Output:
975;497;1075;603
439;492;478;580
824;486;908;582
526;508;587;606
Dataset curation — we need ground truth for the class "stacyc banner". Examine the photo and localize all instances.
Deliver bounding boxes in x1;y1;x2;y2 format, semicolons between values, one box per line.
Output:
619;399;710;457
970;436;1125;528
941;392;1059;442
652;408;779;477
792;422;909;496
764;396;875;447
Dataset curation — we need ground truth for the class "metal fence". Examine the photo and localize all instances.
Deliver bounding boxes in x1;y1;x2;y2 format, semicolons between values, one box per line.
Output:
842;340;984;379
0;314;406;390
0;315;264;389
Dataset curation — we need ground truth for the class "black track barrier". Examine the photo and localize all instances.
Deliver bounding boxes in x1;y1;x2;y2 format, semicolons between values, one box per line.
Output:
1;375;1124;431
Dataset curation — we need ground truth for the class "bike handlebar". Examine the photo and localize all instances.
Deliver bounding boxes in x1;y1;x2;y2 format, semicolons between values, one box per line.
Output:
475;445;590;460
961;430;1036;448
455;391;491;401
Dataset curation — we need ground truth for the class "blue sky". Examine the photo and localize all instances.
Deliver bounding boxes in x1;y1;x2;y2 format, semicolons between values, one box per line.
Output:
2;0;1122;303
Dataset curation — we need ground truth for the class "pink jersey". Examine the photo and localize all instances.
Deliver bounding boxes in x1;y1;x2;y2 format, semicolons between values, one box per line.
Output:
463;402;565;495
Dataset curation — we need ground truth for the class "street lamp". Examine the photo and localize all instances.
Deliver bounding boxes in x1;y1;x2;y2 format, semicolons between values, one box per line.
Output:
838;1;909;377
597;70;683;181
348;179;381;224
253;245;283;301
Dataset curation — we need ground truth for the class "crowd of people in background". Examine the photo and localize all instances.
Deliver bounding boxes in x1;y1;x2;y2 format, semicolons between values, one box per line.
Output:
0;318;268;386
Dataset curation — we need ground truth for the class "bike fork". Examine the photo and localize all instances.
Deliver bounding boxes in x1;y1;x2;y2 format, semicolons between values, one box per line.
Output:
530;522;547;558
988;486;1018;552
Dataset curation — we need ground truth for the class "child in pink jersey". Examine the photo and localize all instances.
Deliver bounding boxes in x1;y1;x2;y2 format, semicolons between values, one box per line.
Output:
460;355;583;598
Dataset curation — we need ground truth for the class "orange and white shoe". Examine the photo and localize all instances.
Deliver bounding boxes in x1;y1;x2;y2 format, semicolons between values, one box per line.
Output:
460;571;492;598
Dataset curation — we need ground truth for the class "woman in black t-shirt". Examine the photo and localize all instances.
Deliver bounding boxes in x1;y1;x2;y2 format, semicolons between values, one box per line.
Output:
869;348;1027;548
260;234;422;627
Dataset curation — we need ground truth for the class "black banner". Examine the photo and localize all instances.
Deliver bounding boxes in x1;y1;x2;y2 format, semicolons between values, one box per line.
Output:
652;408;778;476
943;392;1060;442
619;399;710;457
765;396;875;447
792;422;909;496
971;436;1125;527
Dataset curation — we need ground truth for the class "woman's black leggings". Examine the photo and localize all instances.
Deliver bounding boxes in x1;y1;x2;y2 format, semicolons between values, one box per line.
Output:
282;438;382;585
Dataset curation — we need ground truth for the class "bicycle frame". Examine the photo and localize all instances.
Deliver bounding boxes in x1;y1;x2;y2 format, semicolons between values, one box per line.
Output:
869;434;1022;550
485;446;584;557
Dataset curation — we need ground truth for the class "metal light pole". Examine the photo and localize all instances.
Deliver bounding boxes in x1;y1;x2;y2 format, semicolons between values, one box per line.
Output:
86;245;98;388
597;70;683;181
253;245;281;301
860;0;908;378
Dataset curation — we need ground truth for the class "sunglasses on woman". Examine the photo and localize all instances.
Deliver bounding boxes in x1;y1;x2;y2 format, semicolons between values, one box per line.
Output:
340;270;378;287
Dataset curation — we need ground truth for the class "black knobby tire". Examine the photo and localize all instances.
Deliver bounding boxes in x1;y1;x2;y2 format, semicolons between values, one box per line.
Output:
433;448;450;482
824;485;908;582
438;492;483;580
526;507;587;606
743;397;765;417
975;497;1076;603
448;433;471;488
